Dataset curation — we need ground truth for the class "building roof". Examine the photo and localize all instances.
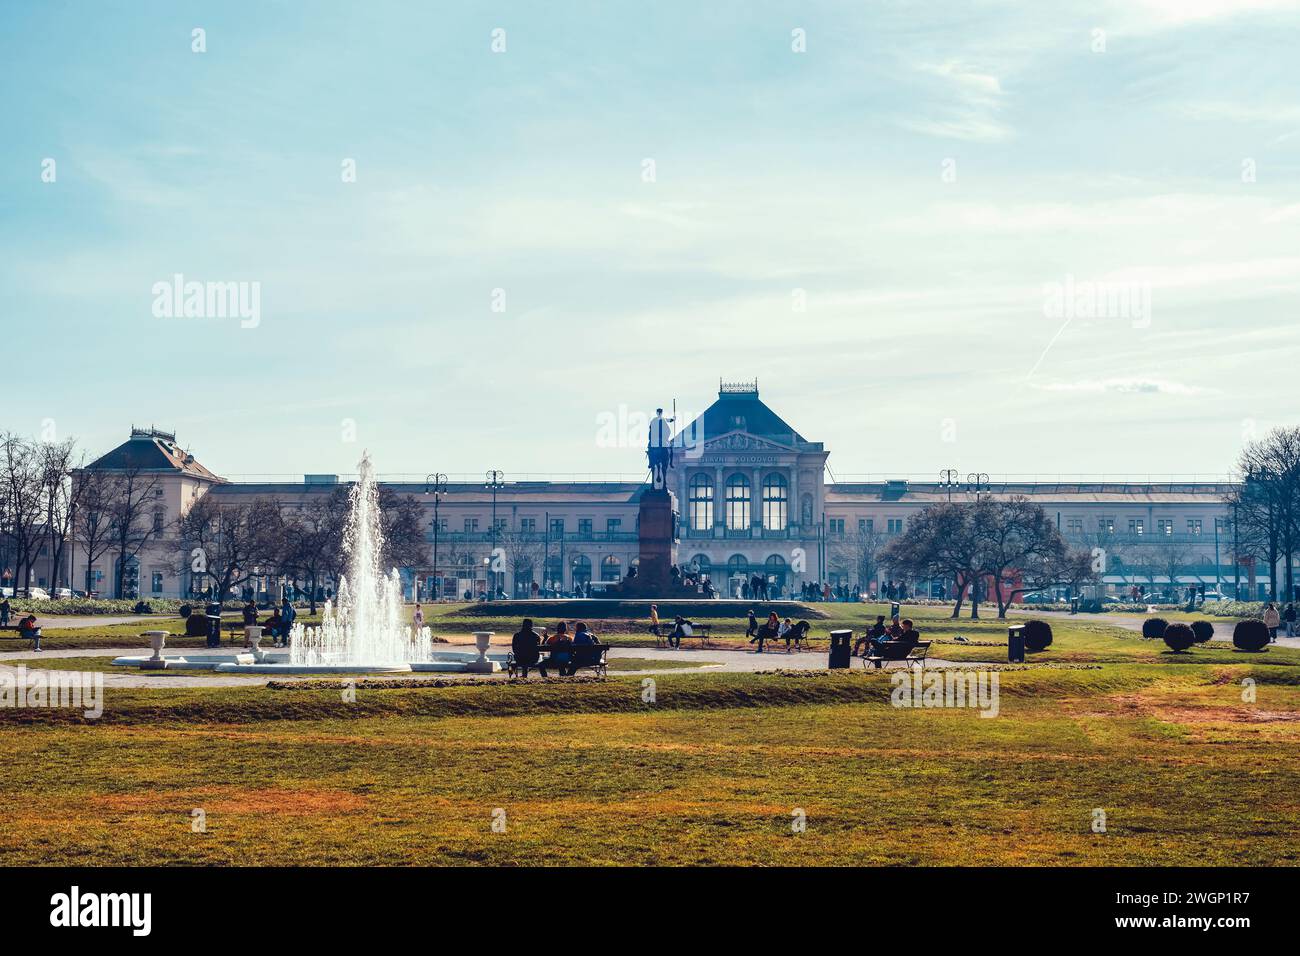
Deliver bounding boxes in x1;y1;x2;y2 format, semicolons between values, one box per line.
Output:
84;427;223;481
678;380;818;449
209;480;649;505
825;481;1235;505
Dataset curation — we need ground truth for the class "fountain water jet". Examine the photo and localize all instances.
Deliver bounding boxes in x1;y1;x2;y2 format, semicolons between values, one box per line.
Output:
288;453;433;666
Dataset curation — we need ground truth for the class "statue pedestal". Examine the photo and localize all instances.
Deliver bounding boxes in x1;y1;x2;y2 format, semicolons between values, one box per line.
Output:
615;488;696;598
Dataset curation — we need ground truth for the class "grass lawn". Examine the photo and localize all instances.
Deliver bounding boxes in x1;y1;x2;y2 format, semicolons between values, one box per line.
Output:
2;654;1299;865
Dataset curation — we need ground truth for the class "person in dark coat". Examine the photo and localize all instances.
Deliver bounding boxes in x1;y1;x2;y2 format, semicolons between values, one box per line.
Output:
511;619;546;678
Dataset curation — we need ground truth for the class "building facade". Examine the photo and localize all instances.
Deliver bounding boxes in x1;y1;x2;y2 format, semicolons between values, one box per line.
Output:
58;386;1263;601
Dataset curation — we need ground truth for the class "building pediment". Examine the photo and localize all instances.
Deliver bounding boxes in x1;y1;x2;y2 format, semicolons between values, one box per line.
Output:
701;431;795;454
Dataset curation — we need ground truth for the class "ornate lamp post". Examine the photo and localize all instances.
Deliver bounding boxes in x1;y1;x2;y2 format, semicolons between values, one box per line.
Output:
939;469;960;503
966;472;991;500
424;473;447;601
485;470;505;596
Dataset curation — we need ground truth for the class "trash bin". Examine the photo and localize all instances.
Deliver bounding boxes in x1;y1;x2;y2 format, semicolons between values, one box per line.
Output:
828;629;852;669
205;601;223;649
1008;624;1025;663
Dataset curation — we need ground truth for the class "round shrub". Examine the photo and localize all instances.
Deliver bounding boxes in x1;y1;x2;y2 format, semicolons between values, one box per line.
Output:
1162;622;1196;653
1023;619;1053;652
1141;617;1169;640
1233;618;1270;652
1190;619;1215;643
184;613;210;638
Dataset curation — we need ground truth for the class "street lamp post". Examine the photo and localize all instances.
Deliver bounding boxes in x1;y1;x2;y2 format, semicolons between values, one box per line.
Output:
485;470;505;597
966;472;990;500
939;469;960;503
424;473;447;601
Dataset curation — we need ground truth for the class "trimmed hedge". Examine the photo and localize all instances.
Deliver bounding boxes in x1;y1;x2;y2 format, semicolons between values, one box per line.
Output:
1162;622;1196;653
1141;617;1169;640
1190;620;1215;643
1233;619;1270;653
1023;619;1054;652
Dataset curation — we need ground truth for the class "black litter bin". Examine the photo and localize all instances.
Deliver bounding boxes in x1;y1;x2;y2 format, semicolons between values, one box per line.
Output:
828;629;852;669
205;602;223;648
1008;624;1025;663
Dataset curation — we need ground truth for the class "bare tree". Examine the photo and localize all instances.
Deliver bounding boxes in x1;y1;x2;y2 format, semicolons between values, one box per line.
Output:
830;526;886;595
40;439;86;593
174;495;280;601
105;464;163;598
279;489;349;612
0;434;45;594
73;468;117;596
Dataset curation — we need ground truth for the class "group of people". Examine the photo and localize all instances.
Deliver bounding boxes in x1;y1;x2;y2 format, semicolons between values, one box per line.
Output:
745;609;811;653
510;618;603;677
241;597;297;648
852;614;920;657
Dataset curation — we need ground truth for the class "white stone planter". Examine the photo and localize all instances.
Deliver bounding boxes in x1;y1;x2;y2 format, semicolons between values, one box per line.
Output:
246;625;264;651
473;631;493;663
141;630;170;669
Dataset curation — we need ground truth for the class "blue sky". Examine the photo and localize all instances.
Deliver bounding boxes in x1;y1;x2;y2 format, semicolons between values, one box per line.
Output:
3;0;1298;481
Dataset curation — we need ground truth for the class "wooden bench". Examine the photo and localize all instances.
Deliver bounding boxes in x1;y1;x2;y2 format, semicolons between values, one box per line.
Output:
653;623;711;648
862;640;930;671
508;643;609;678
0;623;41;644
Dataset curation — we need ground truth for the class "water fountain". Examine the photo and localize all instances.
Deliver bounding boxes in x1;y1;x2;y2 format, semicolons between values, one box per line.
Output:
113;453;505;675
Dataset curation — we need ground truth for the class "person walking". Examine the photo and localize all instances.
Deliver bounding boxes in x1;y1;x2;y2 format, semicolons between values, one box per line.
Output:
745;609;758;638
278;596;297;648
649;604;662;645
1263;602;1281;642
1284;602;1296;638
0;596;10;627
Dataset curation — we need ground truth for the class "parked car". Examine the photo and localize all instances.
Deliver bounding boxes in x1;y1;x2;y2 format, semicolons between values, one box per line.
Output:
53;587;74;599
24;587;51;600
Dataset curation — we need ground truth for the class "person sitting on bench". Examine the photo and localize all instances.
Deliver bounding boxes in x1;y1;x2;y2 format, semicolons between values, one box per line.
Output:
668;615;693;648
750;611;780;653
511;618;547;678
572;621;601;675
18;614;42;652
785;619;811;651
855;615;887;656
547;621;574;675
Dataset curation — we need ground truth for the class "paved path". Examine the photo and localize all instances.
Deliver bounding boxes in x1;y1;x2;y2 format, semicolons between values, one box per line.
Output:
0;643;983;689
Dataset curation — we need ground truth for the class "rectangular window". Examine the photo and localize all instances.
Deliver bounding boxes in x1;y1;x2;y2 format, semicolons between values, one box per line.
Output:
1158;519;1173;535
1066;518;1083;533
606;518;622;533
550;518;565;535
1129;518;1144;535
151;572;163;594
578;519;593;535
828;518;845;534
887;518;903;534
1187;518;1202;535
153;509;164;532
520;518;536;533
464;518;479;533
1098;517;1115;533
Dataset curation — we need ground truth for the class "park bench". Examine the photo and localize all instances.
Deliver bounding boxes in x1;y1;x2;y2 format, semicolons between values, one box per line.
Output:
861;640;930;671
0;623;42;643
653;623;711;648
507;643;609;678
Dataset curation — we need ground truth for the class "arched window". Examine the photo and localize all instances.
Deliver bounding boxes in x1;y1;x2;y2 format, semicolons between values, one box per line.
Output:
725;474;751;530
727;554;749;578
688;473;714;531
765;554;788;590
571;555;592;586
762;474;788;531
601;555;622;581
689;554;712;580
